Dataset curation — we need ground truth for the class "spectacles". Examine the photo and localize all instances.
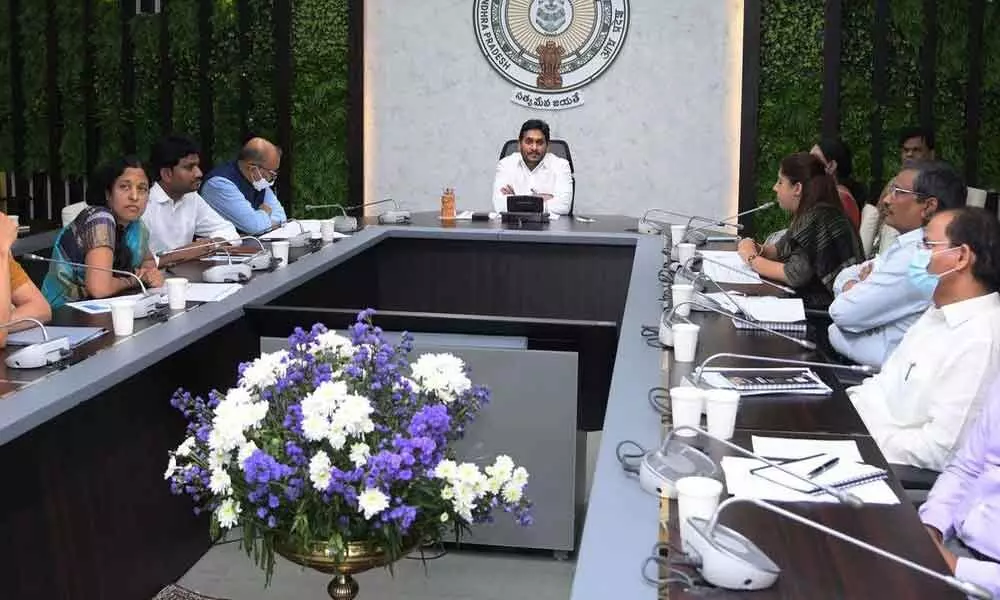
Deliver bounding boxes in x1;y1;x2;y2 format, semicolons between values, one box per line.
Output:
890;184;932;199
252;164;279;181
919;239;952;250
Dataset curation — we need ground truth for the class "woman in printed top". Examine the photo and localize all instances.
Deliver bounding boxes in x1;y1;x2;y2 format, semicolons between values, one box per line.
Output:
737;152;864;308
810;137;865;230
0;210;50;346
42;156;164;308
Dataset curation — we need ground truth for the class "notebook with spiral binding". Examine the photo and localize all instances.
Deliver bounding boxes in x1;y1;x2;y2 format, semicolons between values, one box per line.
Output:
750;453;889;495
698;367;833;396
732;318;808;333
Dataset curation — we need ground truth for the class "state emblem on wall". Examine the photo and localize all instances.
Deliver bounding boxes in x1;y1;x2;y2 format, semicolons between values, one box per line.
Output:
473;0;630;110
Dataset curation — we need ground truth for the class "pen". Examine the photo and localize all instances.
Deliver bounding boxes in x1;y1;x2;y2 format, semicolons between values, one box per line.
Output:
806;456;840;479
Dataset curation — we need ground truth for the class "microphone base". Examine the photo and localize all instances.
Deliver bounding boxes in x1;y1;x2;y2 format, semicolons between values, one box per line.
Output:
379;210;411;224
686;518;780;591
6;337;71;369
203;264;252;284
333;216;358;233
247;251;273;271
134;293;162;319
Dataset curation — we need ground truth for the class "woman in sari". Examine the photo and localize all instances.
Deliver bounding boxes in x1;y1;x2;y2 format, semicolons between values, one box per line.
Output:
42;156;163;308
737;152;863;308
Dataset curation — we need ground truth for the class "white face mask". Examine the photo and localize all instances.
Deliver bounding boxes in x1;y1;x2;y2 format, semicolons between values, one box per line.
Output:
251;166;273;191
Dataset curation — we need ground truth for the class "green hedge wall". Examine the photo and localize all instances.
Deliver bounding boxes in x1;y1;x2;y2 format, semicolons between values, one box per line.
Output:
755;1;1000;239
0;1;351;216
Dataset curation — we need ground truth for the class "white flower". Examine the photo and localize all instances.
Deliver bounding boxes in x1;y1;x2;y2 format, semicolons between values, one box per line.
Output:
440;512;449;523
410;353;471;403
333;394;375;437
485;455;515;494
175;436;196;457
502;467;529;504
209;467;232;495
434;459;458;480
311;331;355;359
358;488;390;520
309;451;333;492
215;498;242;529
349;443;371;468
164;456;178;480
207;387;268;454
301;380;349;441
239;350;289;390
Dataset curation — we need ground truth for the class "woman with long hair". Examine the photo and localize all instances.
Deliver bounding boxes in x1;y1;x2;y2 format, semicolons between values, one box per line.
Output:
737;152;864;307
42;156;163;307
811;137;864;229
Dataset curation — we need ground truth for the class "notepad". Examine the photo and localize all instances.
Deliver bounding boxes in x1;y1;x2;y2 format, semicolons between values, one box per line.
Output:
721;456;899;504
6;326;107;347
698;250;763;284
699;367;833;396
751;453;889;495
183;283;243;302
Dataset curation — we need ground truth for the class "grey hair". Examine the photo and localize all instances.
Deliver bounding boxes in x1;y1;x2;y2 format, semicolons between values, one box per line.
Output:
910;160;967;212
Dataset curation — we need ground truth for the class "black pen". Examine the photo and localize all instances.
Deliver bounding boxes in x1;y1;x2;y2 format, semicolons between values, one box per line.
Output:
806;456;840;479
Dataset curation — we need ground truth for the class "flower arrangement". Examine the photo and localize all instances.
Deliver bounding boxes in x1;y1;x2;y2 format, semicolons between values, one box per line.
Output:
165;309;532;581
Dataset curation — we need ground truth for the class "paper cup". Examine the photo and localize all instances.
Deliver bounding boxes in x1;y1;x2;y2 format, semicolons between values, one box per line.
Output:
672;284;695;317
670;224;687;248
165;277;188;310
320;220;337;243
670;386;704;436
672;323;701;362
676;476;724;550
271;240;290;268
677;242;696;265
110;299;137;336
658;319;674;347
7;214;19;227
705;389;741;440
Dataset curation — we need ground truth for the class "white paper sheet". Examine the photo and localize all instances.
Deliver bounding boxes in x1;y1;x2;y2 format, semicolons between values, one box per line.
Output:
751;436;863;462
732;297;806;322
721;456;899;504
183;283;243;303
67;293;150;315
698;250;762;284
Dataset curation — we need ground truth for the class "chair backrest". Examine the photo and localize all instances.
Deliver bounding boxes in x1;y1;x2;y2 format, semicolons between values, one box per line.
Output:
498;139;575;214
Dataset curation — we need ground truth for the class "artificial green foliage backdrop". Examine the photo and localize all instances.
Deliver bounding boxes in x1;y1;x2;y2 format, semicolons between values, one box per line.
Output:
0;1;350;215
755;1;1000;237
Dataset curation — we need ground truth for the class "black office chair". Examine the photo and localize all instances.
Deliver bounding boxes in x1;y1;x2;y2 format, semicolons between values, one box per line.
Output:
499;139;576;215
889;463;940;506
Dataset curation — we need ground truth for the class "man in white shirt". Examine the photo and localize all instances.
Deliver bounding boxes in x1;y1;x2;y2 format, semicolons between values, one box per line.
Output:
848;206;1000;471
491;119;573;215
142;136;239;265
829;161;966;366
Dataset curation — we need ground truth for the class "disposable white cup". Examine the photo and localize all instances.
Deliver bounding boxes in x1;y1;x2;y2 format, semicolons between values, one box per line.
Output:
672;284;695;317
670;224;687;247
321;220;337;243
658;319;674;346
676;476;724;549
110;299;137;336
670;386;704;436
271;240;290;268
672;323;701;362
165;277;188;310
677;242;696;265
8;214;19;227
704;389;741;440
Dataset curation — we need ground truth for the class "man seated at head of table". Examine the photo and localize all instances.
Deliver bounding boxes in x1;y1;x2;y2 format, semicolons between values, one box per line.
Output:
142;135;239;266
848;206;1000;472
200;136;287;235
41;156;164;308
828;161;966;367
736;152;864;308
491;119;572;216
0;211;50;346
919;374;1000;598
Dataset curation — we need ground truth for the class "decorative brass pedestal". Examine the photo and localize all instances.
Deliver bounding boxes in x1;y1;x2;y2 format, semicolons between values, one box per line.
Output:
277;539;415;600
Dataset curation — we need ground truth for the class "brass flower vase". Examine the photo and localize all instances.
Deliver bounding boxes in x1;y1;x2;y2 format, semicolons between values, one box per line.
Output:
276;539;414;600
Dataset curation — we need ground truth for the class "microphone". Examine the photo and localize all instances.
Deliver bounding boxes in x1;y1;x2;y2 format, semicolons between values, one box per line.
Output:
303;198;411;228
683;496;992;598
692;352;875;386
663;301;816;350
681;202;776;245
696;254;797;295
156;239;255;283
1;317;71;369
664;425;862;506
678;255;753;316
638;209;734;236
23;254;161;318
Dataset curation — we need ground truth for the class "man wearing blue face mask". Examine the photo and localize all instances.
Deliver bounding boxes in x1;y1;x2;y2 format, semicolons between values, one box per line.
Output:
828;161;966;366
200;136;288;234
848;207;1000;471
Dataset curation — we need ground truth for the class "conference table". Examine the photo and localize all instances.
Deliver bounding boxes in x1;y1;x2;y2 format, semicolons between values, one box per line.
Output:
0;212;959;599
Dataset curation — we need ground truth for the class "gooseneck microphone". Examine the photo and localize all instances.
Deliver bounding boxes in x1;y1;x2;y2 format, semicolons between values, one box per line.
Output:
663;301;816;350
0;318;72;369
23;253;161;318
678;255;746;315
692;352;875;386
681;202;777;245
695;254;797;295
303;198;411;228
685;496;992;598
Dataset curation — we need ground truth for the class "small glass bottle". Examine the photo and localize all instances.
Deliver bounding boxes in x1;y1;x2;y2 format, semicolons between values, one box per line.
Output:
440;187;456;220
